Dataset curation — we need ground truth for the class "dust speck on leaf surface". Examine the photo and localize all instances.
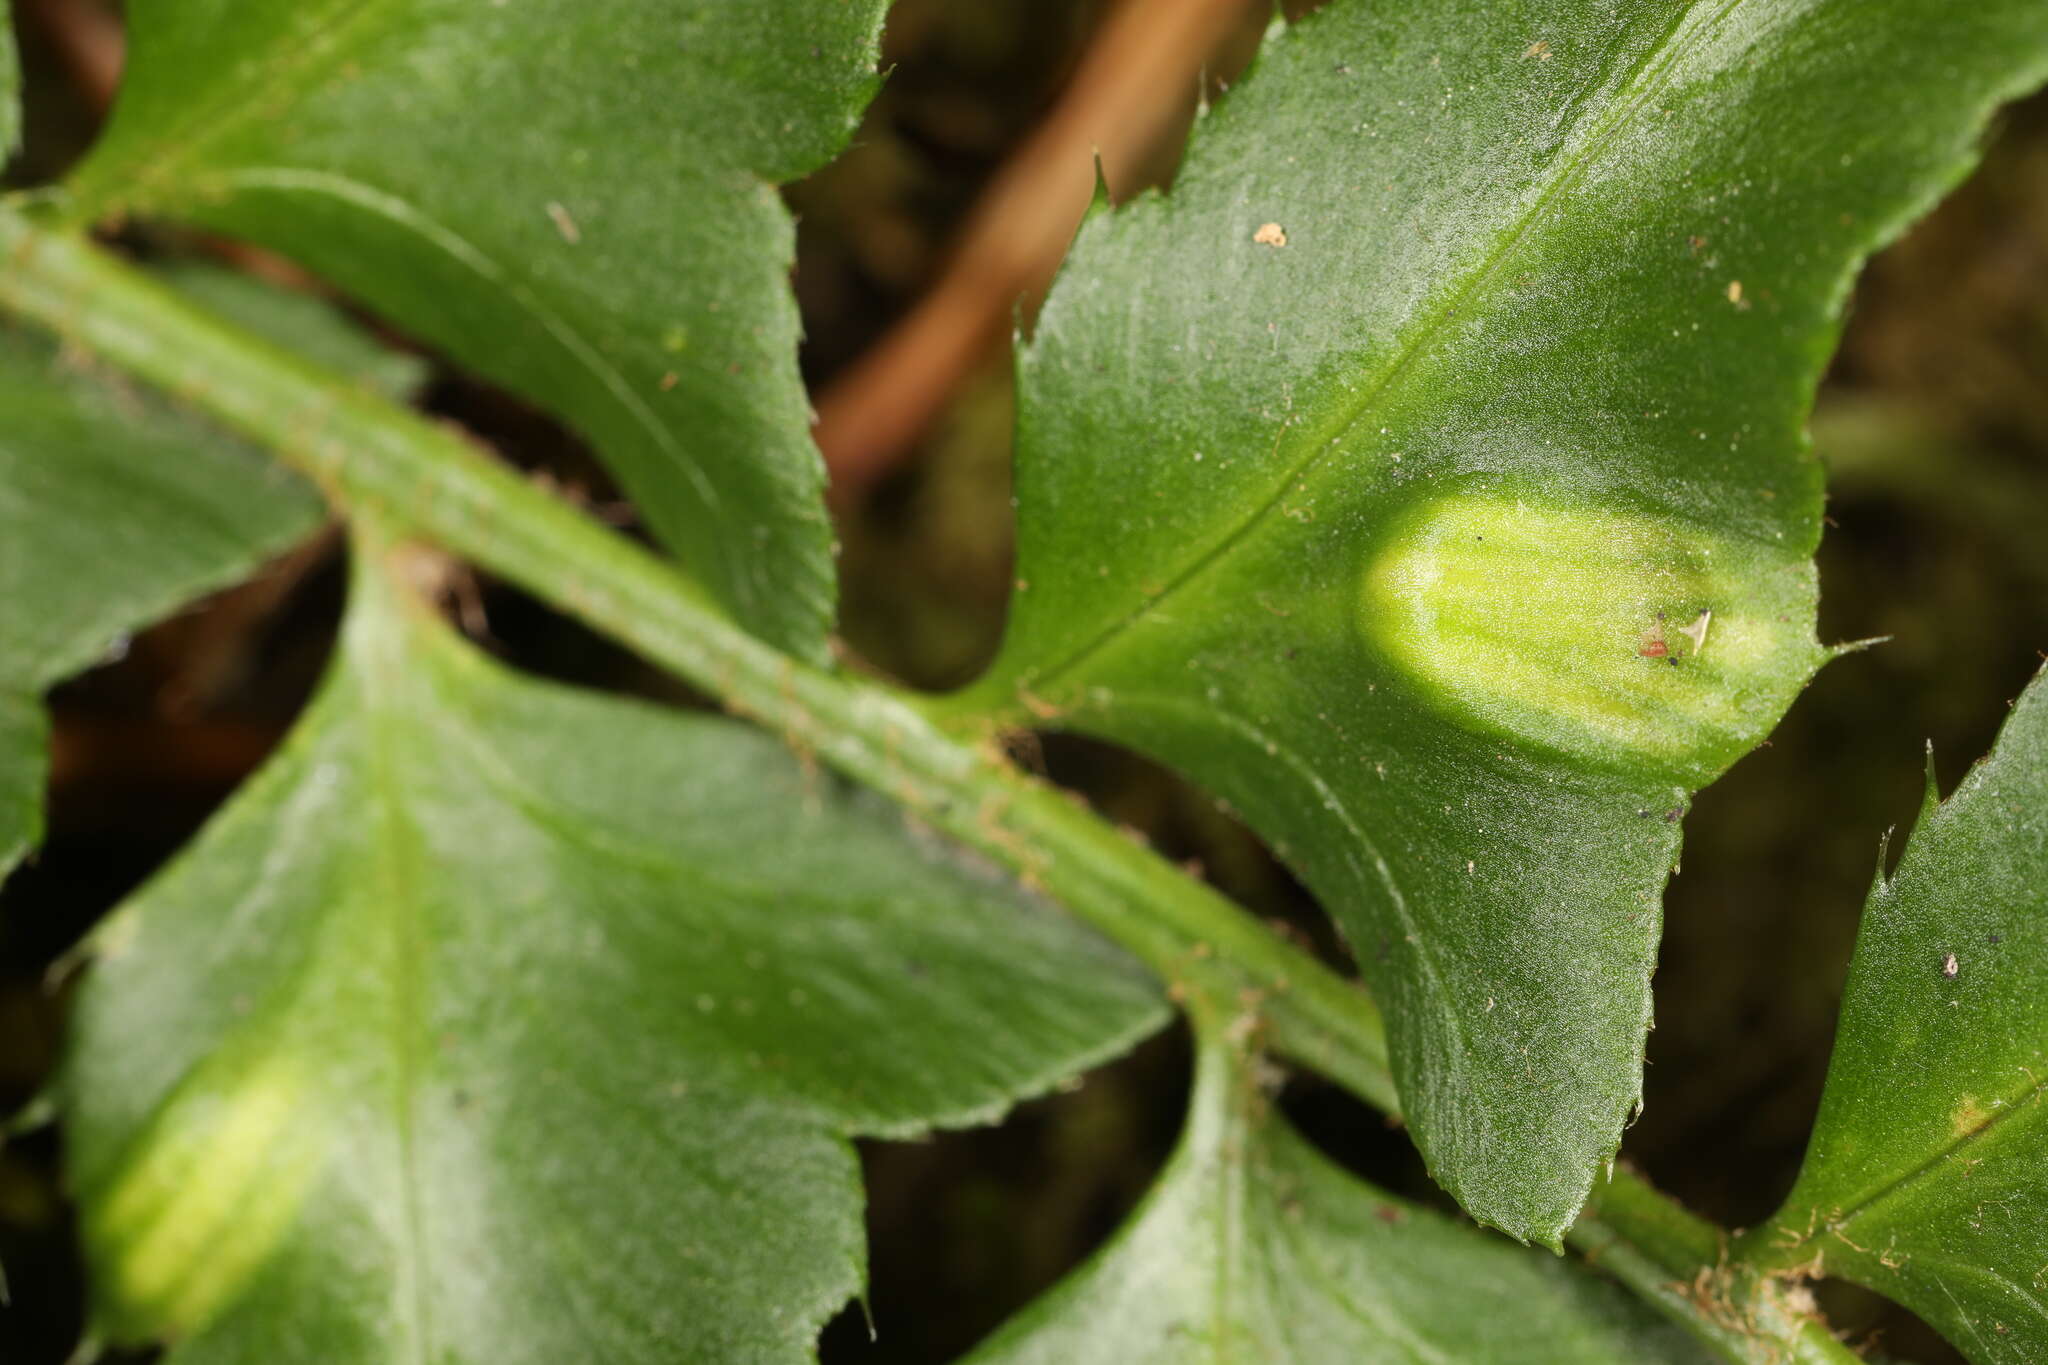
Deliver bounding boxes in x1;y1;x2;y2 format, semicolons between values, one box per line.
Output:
545;201;581;244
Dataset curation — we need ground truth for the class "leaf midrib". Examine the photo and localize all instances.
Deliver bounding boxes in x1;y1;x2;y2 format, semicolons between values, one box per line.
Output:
361;614;435;1365
1808;1066;2048;1261
1023;0;1748;695
76;0;402;215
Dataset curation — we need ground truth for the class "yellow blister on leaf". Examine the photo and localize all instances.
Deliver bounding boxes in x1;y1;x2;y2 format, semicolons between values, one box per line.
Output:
1362;492;1826;783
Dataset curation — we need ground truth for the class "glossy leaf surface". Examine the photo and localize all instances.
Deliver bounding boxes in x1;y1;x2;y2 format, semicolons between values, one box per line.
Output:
0;333;322;882
966;1035;1708;1364
971;0;2048;1238
61;548;1166;1362
65;0;892;661
1751;667;2048;1363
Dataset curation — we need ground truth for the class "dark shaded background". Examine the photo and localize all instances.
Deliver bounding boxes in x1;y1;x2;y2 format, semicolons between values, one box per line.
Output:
4;2;2046;1361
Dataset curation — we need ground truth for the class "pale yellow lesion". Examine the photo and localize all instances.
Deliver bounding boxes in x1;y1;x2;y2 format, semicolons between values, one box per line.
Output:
88;1054;322;1338
1360;492;1824;779
1950;1095;1993;1140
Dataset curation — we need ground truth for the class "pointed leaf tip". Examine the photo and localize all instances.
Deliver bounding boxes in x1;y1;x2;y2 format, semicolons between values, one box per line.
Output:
973;0;2048;1238
1753;666;2048;1362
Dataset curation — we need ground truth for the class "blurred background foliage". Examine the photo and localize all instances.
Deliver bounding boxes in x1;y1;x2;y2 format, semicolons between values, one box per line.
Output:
3;1;2046;1361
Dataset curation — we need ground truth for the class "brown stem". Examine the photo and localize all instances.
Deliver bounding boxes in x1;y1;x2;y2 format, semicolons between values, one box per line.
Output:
813;0;1262;502
21;0;124;112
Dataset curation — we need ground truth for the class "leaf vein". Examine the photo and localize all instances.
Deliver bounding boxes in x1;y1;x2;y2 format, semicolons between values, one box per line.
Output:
210;165;726;522
1810;1067;2048;1258
1026;0;1750;693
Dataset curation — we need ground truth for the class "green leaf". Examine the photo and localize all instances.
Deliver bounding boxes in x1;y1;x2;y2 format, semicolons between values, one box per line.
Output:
1745;666;2048;1363
964;0;2048;1238
1;0;18;165
965;1031;1710;1364
0;332;324;883
0;690;43;885
62;0;892;662
153;263;430;405
61;543;1166;1362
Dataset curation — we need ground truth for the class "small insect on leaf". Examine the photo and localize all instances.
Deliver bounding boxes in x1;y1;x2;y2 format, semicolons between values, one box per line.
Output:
1941;952;1960;980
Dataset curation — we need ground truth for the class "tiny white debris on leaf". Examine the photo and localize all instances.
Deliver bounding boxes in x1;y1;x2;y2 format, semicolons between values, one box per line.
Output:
1679;609;1712;655
1254;221;1288;248
1942;952;1960;979
546;201;582;244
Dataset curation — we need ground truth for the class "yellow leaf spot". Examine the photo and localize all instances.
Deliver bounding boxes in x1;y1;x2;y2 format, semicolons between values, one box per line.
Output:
1359;493;1824;780
90;1057;321;1337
